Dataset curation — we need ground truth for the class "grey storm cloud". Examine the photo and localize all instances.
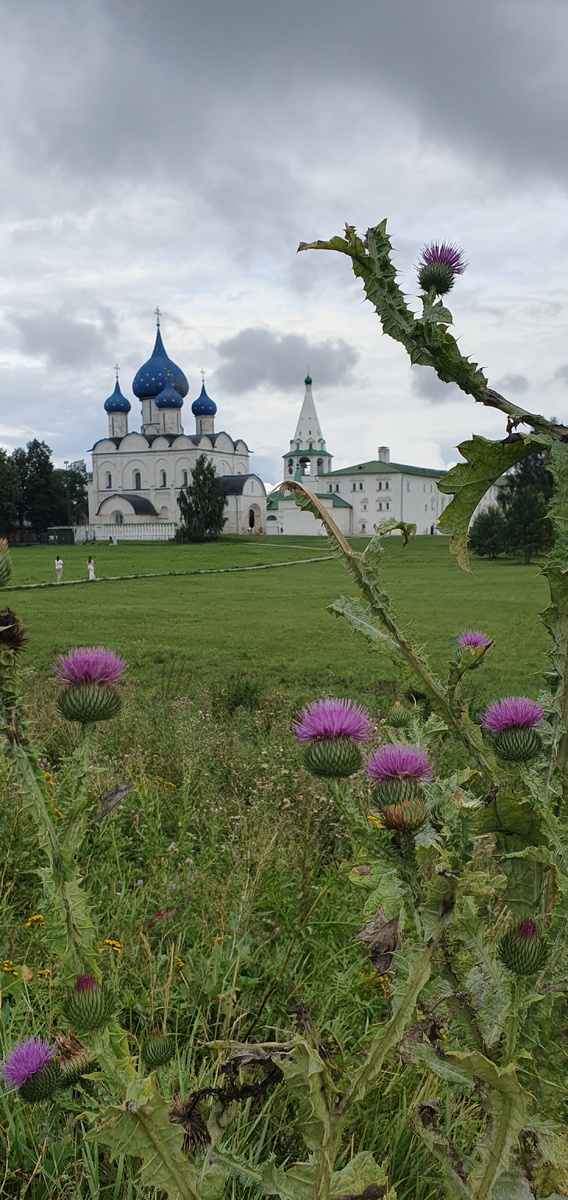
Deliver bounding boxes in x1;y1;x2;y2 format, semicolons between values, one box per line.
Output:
9;308;119;369
551;365;568;386
2;0;567;214
410;366;463;406
494;373;530;394
0;0;566;467
214;328;358;393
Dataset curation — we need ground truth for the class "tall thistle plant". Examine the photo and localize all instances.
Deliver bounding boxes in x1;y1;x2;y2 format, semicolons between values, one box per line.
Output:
206;231;568;1200
244;226;567;1200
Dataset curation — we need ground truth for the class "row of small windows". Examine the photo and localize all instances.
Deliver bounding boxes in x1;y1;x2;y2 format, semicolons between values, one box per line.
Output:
104;469;189;490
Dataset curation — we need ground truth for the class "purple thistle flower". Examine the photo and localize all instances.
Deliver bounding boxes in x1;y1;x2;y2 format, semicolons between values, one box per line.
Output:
366;743;433;782
482;697;543;733
292;697;371;743
2;1037;56;1090
53;647;126;686
418;241;467;276
517;921;537;941
457;630;491;649
76;975;98;993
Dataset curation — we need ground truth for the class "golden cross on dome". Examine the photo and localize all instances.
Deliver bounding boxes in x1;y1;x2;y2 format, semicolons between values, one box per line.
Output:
154;306;161;327
114;363;120;380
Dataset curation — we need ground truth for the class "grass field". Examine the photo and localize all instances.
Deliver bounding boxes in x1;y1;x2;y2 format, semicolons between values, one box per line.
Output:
0;533;552;1198
7;534;549;703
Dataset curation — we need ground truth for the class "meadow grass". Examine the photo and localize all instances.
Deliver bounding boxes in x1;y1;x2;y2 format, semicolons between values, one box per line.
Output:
7;535;548;703
0;534;550;1197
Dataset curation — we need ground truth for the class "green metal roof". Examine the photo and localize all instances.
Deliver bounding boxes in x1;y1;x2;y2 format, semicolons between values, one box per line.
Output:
266;491;352;511
322;459;446;479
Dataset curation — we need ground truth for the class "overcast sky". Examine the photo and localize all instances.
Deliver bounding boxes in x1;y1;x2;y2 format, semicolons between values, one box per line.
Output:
1;0;567;482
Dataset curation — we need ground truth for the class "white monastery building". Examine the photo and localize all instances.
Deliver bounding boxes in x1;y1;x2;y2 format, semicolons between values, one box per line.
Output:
87;317;267;538
267;375;500;536
87;323;498;541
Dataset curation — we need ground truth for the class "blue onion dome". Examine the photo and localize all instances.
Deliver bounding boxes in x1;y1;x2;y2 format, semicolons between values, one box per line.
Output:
155;377;184;409
191;382;217;416
305;373;313;385
104;378;131;413
132;329;189;400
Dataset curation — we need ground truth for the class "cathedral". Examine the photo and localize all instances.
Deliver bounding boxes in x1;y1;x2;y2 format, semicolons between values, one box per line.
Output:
87;316;267;536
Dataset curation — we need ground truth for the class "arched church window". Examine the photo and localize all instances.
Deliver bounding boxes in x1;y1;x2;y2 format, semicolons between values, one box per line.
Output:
133;470;141;490
317;458;324;474
160;469;167;487
182;470;188;487
288;458;294;476
105;471;112;489
113;511;123;525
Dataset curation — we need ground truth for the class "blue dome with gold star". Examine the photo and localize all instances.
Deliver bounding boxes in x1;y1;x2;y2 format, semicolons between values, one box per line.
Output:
132;328;189;400
191;382;217;416
104;378;131;413
155;378;184;410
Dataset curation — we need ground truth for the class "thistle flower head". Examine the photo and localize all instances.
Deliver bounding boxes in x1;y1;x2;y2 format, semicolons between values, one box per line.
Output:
53;647;126;686
417;241;467;296
366;743;433;782
482;696;543;732
517;920;537;941
2;1037;56;1090
292;697;371;743
418;241;467;275
457;630;491;648
0;608;28;654
75;975;98;992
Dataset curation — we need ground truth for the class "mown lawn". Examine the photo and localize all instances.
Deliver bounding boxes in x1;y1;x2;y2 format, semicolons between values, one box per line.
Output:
8;535;549;705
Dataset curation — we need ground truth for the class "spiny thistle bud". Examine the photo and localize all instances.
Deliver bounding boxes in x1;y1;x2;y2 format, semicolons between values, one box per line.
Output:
380;799;428;832
63;975;115;1033
498;920;548;977
57;683;121;724
367;743;433;809
386;703;411;729
303;736;363;778
53;647;126;724
482;697;543;763
0;539;12;588
0;608;28;655
292;697;371;779
417;241;467;296
141;1033;176;1069
1;1036;59;1103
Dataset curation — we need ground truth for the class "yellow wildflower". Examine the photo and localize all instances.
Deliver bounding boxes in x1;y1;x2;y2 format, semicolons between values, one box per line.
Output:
175;957;185;969
367;813;381;827
52;807;63;819
101;938;122;954
24;914;45;928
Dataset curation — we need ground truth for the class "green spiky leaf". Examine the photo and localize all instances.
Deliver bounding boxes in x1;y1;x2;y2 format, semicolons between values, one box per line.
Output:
275;1038;333;1152
89;1090;200;1200
438;434;536;570
330;1151;391;1196
328;596;400;656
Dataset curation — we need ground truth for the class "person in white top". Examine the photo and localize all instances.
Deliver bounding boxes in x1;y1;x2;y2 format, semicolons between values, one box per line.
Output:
87;555;96;581
55;555;63;583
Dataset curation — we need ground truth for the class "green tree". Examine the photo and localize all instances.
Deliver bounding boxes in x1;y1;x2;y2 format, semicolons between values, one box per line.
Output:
176;454;227;542
11;439;62;532
53;460;89;524
468;504;507;558
0;448;20;534
501;483;550;564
